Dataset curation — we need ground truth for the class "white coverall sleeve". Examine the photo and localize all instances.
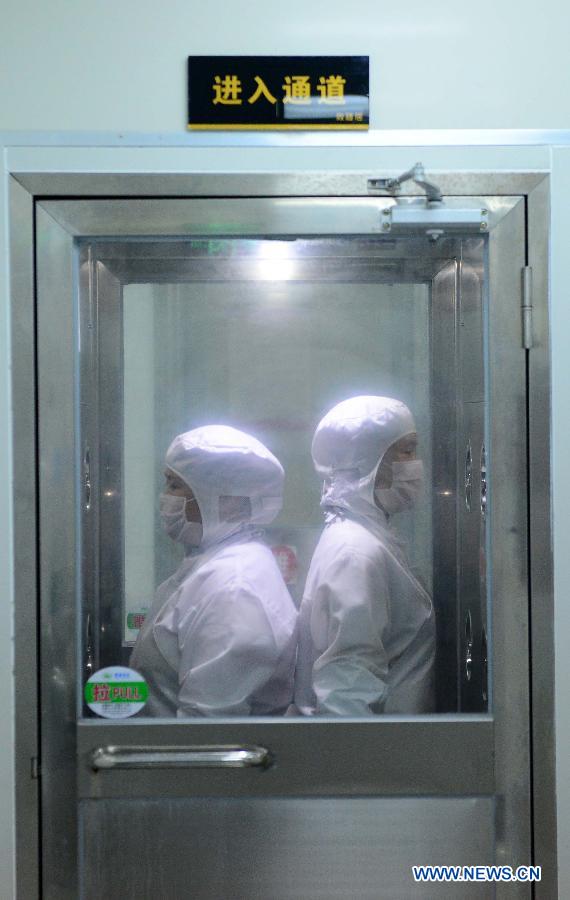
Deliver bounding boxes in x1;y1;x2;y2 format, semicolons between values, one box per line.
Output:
174;580;279;717
311;550;390;716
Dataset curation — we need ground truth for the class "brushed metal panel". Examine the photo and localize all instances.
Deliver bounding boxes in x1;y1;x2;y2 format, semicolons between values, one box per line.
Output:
38;196;519;239
9;177;40;899
92;236;458;260
77;718;494;799
36;204;79;899
459;401;486;712
94;262;125;670
91;235;462;286
431;261;459;711
15;170;547;198
80;796;495;900
487;199;532;889
459;260;484;403
526;177;556;897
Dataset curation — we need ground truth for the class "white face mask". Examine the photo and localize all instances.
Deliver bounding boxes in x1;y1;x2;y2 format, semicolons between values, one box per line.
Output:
374;460;424;515
159;493;203;547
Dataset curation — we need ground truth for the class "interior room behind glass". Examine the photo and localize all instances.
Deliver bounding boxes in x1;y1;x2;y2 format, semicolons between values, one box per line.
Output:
81;235;486;715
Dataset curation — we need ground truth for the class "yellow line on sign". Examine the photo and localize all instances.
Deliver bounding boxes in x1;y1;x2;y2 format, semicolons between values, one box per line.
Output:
187;124;369;131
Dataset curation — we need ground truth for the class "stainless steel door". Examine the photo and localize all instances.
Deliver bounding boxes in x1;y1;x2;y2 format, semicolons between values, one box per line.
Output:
35;192;531;899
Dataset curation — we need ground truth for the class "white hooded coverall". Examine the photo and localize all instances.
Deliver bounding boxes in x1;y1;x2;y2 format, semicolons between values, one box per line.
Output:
294;396;435;716
131;425;298;717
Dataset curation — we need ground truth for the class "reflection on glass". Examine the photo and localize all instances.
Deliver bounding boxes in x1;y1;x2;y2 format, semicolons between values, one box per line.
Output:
123;269;433;634
113;237;453;718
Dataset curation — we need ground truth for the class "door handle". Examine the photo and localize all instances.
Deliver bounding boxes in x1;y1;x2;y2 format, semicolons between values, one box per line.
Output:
91;744;272;771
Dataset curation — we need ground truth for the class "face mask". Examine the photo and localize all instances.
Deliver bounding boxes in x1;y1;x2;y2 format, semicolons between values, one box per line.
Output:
374;460;424;515
159;493;203;547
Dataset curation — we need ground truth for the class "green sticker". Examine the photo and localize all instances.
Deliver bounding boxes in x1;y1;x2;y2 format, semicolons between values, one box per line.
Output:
85;682;148;704
127;611;147;630
84;667;148;718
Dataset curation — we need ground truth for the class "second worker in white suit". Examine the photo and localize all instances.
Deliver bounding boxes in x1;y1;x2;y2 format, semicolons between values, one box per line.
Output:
294;396;435;716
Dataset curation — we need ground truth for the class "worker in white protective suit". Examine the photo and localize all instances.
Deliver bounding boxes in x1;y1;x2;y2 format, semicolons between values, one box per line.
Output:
131;425;298;717
294;396;435;716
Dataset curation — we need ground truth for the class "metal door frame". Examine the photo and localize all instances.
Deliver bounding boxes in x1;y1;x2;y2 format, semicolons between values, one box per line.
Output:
9;171;552;898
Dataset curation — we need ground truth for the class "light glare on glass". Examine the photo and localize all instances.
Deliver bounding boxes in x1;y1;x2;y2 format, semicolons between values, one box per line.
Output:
256;242;297;281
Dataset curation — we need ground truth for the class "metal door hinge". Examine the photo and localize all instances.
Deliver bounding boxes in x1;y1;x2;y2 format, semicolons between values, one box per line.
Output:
31;757;40;780
522;266;533;349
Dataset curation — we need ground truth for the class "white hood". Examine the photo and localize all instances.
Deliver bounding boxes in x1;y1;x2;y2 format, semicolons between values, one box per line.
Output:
165;424;284;550
311;395;416;537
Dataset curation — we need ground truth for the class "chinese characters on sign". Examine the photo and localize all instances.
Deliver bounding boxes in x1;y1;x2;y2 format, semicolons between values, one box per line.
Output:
188;56;369;130
212;74;351;109
92;683;145;702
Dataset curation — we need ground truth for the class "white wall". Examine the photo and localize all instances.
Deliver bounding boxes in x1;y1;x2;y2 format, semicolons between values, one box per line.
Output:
0;0;569;132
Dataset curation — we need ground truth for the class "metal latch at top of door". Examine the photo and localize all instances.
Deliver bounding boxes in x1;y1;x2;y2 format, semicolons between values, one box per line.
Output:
377;204;489;236
382;206;489;238
367;162;489;235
